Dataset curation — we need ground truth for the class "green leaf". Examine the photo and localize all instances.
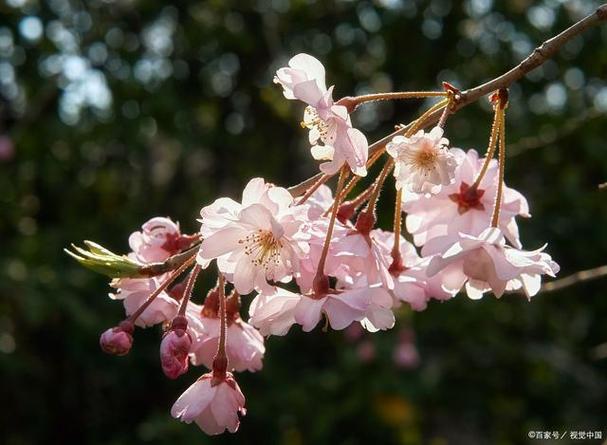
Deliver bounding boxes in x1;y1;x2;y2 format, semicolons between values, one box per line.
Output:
65;241;146;278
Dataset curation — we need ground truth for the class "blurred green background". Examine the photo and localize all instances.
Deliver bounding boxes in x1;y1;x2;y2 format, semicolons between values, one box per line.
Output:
1;0;607;444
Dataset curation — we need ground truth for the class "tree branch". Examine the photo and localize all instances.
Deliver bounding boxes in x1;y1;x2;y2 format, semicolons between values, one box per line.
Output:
288;4;607;197
427;4;607;126
541;265;607;293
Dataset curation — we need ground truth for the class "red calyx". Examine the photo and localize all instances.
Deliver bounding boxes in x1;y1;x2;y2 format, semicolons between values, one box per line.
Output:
448;182;485;214
354;211;376;235
336;202;356;224
388;251;406;277
161;233;200;255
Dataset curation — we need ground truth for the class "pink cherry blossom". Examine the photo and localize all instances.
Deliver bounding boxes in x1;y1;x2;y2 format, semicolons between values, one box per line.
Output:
305;184;334;220
110;277;179;328
358;282;396;332
171;372;246;435
274;53;327;100
327;228;397;290
295;217;351;293
392;258;462;311
160;320;192;379
198;178;309;295
383;237;460;311
189;315;265;373
248;287;300;336
99;321;134;356
293;285;371;332
404;148;530;249
129;217;195;263
274;53;368;176
386;126;457;194
426;227;560;299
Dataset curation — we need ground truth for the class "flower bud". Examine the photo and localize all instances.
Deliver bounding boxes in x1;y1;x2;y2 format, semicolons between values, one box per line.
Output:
160;316;192;379
99;321;134;356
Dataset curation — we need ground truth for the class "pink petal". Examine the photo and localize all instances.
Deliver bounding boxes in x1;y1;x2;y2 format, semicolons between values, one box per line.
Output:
171;378;216;422
233;252;257;295
293;79;325;107
199;226;248;259
294;296;325;332
289;53;327;91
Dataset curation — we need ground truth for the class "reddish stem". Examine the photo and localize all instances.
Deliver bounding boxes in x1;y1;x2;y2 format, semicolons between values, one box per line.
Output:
128;257;195;323
312;167;348;296
212;274;228;383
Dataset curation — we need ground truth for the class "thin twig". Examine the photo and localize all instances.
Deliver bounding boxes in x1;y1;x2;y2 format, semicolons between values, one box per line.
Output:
542;265;607;293
507;108;602;157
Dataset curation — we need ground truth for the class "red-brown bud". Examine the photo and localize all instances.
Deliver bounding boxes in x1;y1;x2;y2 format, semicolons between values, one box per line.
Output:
99;321;134;356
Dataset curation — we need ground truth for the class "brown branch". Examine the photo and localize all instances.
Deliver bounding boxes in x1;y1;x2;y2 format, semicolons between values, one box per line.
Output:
424;4;607;129
288;4;607;197
541;265;607;293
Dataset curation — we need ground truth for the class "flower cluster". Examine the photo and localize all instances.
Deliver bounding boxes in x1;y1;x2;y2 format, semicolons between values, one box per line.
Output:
73;53;560;436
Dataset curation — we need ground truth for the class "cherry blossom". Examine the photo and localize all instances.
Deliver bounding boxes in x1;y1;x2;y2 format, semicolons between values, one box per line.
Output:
386;236;460;311
109;277;178;327
171;373;246;435
392;258;462;311
190;317;265;372
186;292;264;373
248;287;300;336
274;53;368;176
129;217;196;263
293;285;371;332
404;148;529;249
328;228;398;290
386;126;457;194
198;178;309;295
357;281;396;332
68;37;586;438
426;227;560;299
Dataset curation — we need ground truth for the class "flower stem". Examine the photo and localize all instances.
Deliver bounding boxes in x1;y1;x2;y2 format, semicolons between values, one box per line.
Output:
312;166;349;296
128;256;195;323
338;91;447;111
406;98;450;136
212;273;228;382
471;106;503;190
323;148;385;217
491;109;507;228
295;173;330;206
177;264;201;317
364;158;395;215
388;189;404;275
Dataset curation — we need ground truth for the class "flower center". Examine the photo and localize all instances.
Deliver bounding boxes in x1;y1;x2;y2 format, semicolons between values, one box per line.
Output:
449;182;485;214
403;143;439;174
301;106;335;144
239;229;283;270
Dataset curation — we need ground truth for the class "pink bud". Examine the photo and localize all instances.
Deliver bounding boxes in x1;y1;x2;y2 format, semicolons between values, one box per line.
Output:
160;327;192;379
100;321;134;356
